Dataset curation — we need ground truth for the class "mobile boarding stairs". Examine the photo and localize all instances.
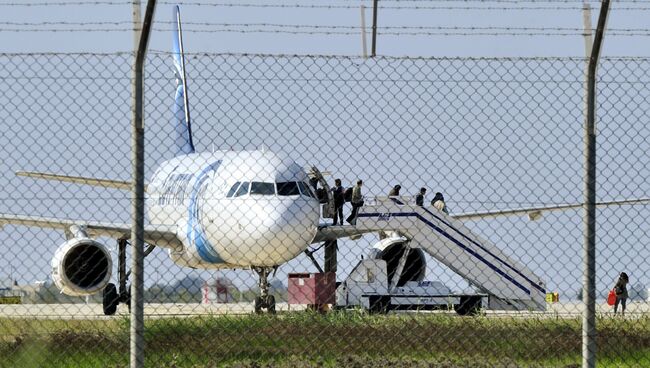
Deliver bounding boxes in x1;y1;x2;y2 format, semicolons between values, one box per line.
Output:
335;196;547;313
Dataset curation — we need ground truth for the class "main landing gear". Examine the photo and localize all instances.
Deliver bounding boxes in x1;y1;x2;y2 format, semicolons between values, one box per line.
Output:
103;238;155;316
253;266;277;314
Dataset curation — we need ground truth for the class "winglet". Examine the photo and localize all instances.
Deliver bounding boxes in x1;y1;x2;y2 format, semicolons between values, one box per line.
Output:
172;5;195;155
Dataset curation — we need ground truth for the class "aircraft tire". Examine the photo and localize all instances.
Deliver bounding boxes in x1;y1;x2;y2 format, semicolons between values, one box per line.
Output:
125;287;131;313
254;297;263;314
103;283;119;316
368;296;390;314
267;295;276;314
455;296;481;316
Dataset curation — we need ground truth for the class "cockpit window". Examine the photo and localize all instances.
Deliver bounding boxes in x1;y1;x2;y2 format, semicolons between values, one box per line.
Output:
277;182;300;196
250;182;276;195
226;182;241;198
298;182;316;198
234;181;250;197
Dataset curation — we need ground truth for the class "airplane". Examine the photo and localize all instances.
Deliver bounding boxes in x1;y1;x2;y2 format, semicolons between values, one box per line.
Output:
1;6;649;315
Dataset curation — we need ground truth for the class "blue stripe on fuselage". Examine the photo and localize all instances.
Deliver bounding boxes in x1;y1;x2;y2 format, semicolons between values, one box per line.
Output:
187;160;223;263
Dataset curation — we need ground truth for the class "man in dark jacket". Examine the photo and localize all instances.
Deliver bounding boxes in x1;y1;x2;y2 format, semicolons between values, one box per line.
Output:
330;179;345;226
415;187;426;207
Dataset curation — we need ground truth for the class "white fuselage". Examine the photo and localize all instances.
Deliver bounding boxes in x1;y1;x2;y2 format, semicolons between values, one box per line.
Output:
145;150;321;269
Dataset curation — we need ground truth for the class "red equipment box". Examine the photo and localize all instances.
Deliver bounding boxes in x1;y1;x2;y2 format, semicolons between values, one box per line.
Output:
288;272;336;305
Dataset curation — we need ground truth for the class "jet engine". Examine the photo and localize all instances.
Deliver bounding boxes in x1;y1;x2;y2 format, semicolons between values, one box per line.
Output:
371;235;426;287
51;229;112;296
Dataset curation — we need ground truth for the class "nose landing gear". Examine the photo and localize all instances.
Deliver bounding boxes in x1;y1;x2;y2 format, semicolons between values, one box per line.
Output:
253;266;277;314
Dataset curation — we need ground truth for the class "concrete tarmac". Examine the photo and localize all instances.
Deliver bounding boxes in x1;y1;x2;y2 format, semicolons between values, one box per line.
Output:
0;302;302;319
1;302;648;320
489;301;650;318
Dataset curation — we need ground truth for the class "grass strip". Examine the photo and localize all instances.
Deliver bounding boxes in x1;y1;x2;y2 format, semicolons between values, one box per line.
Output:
1;312;648;367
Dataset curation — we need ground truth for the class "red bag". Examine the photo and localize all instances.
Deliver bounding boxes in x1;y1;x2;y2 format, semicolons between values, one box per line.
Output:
607;289;617;306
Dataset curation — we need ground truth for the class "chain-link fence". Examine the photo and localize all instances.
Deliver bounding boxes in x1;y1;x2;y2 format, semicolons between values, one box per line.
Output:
1;52;649;367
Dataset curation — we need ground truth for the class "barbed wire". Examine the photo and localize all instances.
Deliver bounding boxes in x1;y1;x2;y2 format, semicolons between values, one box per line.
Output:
2;26;649;37
374;0;639;2
4;51;650;62
2;0;647;3
4;21;650;34
0;1;649;11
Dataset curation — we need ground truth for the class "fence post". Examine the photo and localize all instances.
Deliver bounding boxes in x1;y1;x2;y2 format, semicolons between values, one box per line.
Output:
131;1;156;367
360;5;368;59
371;0;378;57
583;1;610;367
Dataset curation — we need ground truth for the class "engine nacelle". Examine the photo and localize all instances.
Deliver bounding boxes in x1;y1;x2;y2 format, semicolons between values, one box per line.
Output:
51;237;113;296
370;235;426;287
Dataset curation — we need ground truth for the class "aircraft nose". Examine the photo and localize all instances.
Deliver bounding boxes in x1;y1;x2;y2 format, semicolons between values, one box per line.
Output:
243;198;319;265
268;199;318;242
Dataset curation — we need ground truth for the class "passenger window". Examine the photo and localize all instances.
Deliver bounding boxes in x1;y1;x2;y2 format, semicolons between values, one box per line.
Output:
277;182;300;196
226;182;241;198
234;182;249;197
250;182;276;195
298;182;316;198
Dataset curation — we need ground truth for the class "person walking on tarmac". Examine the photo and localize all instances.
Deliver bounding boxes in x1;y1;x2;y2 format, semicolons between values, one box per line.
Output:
431;192;449;214
613;272;629;315
415;187;426;207
330;179;345;226
346;180;364;225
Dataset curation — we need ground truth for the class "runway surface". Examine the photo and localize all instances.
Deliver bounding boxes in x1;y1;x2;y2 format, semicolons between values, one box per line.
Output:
0;302;301;319
1;301;649;320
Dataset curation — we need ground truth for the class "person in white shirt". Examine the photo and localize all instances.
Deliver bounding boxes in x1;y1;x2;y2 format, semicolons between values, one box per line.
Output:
346;180;363;224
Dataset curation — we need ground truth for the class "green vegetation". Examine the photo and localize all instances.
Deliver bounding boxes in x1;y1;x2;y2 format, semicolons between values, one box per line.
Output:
1;313;649;367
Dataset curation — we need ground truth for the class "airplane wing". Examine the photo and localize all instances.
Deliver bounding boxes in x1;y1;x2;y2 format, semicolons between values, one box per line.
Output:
0;213;181;250
16;171;147;191
452;197;650;221
312;197;650;242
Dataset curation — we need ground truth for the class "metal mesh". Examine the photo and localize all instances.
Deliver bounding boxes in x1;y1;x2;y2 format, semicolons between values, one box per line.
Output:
0;52;649;367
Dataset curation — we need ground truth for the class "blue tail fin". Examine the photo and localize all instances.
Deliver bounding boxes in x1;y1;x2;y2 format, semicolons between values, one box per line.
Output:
172;5;195;155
